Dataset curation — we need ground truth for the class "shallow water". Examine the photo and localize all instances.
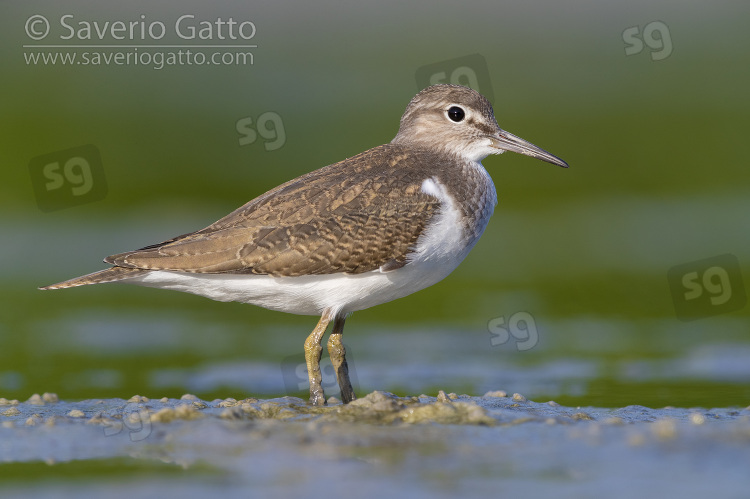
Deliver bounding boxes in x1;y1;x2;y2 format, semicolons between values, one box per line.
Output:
8;298;750;407
2;391;749;499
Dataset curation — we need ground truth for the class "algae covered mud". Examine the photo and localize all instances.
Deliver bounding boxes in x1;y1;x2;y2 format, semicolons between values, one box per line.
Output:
2;390;749;498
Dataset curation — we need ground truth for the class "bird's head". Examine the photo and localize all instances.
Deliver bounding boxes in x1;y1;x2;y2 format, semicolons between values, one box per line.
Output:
392;84;568;168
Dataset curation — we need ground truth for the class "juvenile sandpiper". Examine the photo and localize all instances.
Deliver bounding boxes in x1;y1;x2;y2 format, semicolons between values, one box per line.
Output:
41;84;568;405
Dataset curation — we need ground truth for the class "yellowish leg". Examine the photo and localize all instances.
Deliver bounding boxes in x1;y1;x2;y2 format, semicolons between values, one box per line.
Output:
327;315;356;403
304;312;332;406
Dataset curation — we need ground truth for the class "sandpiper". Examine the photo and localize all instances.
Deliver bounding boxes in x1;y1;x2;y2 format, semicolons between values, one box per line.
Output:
41;84;568;405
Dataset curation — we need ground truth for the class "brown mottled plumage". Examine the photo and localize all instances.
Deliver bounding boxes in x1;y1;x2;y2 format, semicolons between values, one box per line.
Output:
106;145;442;277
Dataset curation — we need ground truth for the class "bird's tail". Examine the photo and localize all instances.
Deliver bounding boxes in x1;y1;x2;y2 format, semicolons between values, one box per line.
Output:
39;267;149;290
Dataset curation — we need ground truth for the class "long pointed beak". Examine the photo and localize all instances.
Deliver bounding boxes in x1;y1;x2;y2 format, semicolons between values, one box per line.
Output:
490;129;569;168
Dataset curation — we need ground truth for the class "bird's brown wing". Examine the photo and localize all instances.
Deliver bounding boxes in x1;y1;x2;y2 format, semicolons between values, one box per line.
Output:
105;144;441;276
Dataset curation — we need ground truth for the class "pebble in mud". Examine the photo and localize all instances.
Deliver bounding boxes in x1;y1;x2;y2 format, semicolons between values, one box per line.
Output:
42;393;59;403
434;391;460;402
25;414;42;426
26;394;45;405
227;399;298;420
2;407;21;417
603;417;625;425
483;390;508;398
651;418;678;440
126;411;149;425
400;401;494;425
690;413;706;425
572;412;594;421
150;404;204;423
86;412;118;427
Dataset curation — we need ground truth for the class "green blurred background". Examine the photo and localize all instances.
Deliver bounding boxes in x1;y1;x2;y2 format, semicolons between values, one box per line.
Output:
1;1;749;408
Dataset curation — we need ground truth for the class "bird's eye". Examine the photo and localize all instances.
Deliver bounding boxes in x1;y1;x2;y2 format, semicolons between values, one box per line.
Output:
447;106;465;122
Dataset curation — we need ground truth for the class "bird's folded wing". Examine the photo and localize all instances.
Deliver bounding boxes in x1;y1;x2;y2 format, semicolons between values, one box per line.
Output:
106;145;441;276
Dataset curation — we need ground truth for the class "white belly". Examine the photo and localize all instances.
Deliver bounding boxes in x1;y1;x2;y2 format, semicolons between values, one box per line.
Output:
131;261;454;316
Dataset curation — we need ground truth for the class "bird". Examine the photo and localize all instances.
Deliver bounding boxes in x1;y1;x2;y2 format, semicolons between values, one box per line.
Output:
40;84;568;406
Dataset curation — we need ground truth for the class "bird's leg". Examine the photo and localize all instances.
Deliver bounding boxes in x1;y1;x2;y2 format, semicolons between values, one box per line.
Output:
304;312;331;406
327;315;356;403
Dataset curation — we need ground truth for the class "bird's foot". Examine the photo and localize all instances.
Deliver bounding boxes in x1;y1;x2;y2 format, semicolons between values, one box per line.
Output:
308;387;327;406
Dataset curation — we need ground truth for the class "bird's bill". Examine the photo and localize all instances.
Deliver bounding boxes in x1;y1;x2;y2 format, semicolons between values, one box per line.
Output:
490;129;569;168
